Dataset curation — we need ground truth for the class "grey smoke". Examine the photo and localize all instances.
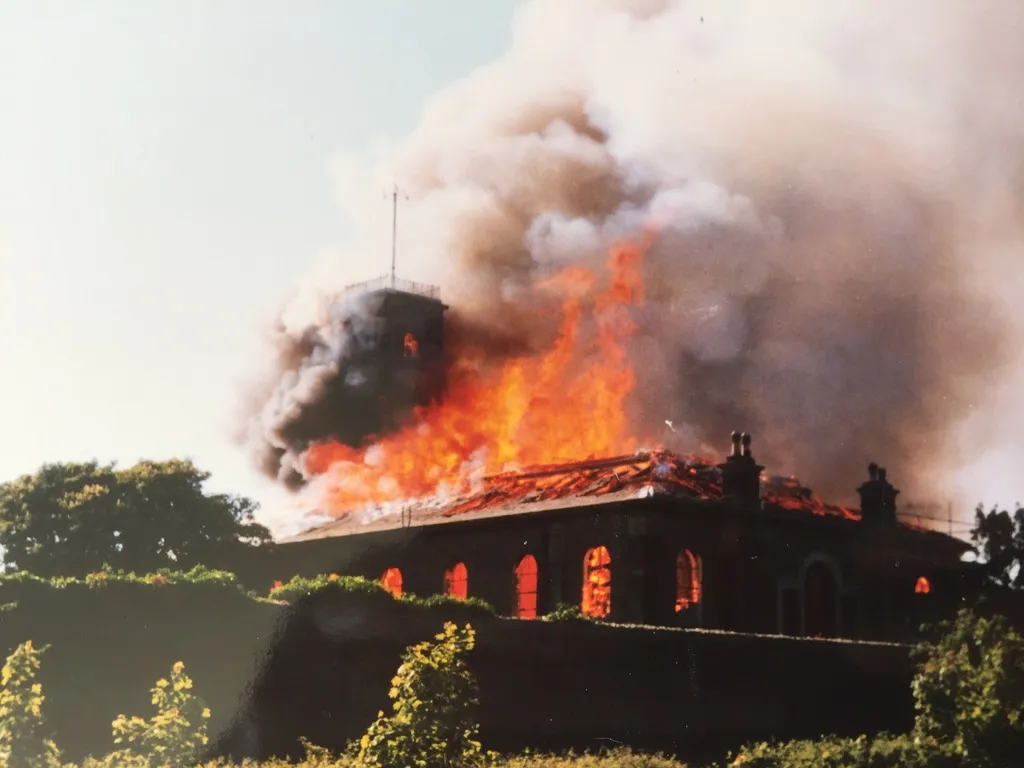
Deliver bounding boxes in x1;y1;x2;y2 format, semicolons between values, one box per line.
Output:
242;0;1024;511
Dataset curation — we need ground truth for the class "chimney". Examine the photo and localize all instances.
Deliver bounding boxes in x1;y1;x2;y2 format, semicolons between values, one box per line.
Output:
718;431;763;507
857;463;899;525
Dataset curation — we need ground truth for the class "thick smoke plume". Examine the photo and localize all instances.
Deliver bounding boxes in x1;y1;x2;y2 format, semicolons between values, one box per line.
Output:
241;0;1024;511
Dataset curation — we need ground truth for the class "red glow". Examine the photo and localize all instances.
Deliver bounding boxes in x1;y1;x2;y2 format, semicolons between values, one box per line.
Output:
915;576;932;594
381;567;403;598
404;332;419;358
444;562;468;600
675;549;702;612
582;545;612;619
515;554;538;619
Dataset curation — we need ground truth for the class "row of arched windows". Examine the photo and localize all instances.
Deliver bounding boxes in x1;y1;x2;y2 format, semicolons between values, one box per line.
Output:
379;547;704;620
378;554;540;619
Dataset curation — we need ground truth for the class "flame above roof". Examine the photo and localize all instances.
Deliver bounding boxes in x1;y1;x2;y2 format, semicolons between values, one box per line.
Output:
284;449;863;542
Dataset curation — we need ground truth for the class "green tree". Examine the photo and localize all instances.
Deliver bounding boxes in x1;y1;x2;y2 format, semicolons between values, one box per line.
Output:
0;641;62;768
912;608;1024;765
0;459;271;577
971;504;1024;589
358;622;483;768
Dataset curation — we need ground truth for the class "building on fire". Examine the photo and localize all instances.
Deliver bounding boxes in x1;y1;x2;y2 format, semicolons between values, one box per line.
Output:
273;431;978;642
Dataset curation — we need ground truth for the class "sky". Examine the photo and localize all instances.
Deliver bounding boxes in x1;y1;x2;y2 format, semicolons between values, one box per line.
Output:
0;0;519;532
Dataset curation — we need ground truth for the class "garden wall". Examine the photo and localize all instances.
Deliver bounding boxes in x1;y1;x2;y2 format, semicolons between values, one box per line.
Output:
0;581;915;764
220;590;915;764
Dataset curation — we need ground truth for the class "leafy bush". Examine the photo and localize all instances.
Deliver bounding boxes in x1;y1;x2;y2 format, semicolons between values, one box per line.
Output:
358;621;484;768
266;573;497;616
412;592;496;617
102;659;212;767
911;608;1024;764
267;573;387;604
721;733;959;768
543;603;593;623
0;641;62;768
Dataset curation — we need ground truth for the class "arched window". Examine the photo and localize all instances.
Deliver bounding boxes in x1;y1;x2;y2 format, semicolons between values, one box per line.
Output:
444;562;468;599
582;546;612;619
915;576;932;594
675;549;702;612
515;555;539;619
381;567;403;599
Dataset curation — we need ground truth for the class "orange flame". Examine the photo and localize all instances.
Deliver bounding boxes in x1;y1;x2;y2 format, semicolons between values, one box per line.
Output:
915;576;931;594
404;332;419;358
306;234;654;514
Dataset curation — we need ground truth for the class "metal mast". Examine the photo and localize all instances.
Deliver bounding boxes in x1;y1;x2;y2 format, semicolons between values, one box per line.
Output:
390;182;398;289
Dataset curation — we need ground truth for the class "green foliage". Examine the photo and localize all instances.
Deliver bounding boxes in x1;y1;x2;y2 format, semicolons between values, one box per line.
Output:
358;622;484;768
911;608;1024;764
0;459;272;577
0;641;62;768
265;573;497;616
411;592;496;616
720;734;957;768
543;603;593;622
267;573;387;604
105;660;212;768
0;565;248;598
971;504;1024;589
492;749;687;767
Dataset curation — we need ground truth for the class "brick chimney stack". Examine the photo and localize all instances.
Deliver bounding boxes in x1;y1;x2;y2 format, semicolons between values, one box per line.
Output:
718;431;763;507
857;462;899;525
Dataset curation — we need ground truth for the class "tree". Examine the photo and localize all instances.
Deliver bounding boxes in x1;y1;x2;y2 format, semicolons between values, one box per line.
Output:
358;622;483;768
0;459;272;576
912;608;1024;765
971;504;1024;589
0;641;62;768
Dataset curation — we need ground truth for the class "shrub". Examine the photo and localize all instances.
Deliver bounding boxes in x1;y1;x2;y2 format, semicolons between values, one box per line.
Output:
543;603;592;623
105;660;212;767
911;608;1024;765
267;574;387;604
0;640;62;768
358;621;484;768
720;733;959;768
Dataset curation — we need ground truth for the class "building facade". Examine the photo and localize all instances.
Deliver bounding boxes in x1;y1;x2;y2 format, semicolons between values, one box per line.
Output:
272;434;977;642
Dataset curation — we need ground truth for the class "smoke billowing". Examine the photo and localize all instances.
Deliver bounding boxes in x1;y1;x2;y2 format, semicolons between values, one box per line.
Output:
240;0;1024;510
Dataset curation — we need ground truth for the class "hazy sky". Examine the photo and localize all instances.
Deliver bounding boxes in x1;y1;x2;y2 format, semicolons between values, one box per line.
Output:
0;1;518;531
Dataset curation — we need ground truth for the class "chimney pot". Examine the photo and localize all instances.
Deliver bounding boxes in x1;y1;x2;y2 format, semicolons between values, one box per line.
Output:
878;467;887;482
730;431;742;457
741;432;752;456
868;462;879;480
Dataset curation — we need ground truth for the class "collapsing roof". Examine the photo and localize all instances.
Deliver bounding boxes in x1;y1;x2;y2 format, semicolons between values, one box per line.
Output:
283;449;865;542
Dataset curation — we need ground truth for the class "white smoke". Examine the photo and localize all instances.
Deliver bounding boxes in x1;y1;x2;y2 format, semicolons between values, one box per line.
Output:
246;0;1024;518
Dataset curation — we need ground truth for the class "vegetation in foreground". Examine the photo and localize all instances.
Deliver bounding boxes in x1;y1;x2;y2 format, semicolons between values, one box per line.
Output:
1;609;1022;767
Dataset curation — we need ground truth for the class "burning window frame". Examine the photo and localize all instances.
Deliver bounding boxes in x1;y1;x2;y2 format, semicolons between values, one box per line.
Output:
444;561;469;600
582;545;612;619
381;567;403;599
675;549;702;613
515;554;539;619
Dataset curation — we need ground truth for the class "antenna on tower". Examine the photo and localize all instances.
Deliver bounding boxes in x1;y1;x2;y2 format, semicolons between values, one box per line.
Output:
385;179;409;290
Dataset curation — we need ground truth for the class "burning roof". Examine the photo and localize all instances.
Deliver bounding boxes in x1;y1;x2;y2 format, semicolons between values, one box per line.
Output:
283;449;864;542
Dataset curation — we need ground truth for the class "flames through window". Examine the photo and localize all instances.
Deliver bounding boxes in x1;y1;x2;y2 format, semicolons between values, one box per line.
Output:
582;546;611;619
915;576;932;594
381;567;403;598
444;562;468;600
515;554;538;619
675;549;702;613
403;332;419;358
